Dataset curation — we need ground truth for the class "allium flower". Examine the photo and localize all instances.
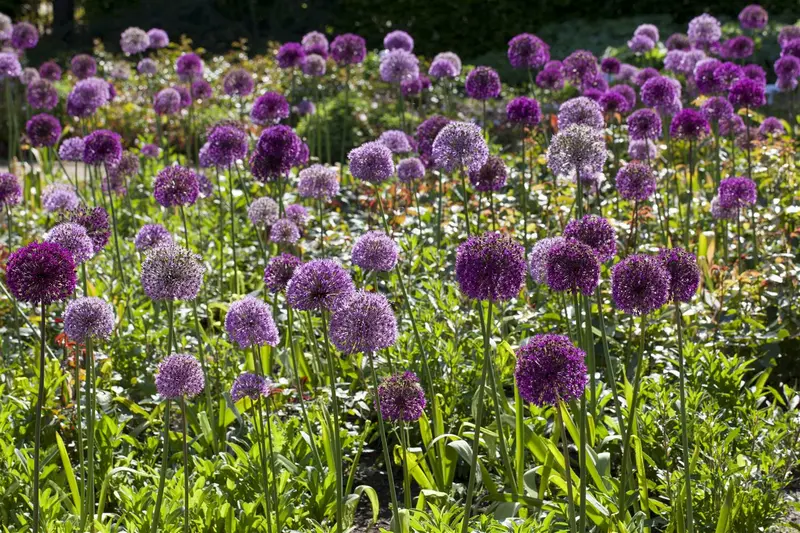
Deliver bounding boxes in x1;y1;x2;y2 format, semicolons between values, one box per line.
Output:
140;244;205;301
298;164;339;200
688;14;722;46
264;253;302;293
779;26;800;49
397;157;425;183
628;34;655;53
0;13;9;41
635;24;660;43
44;222;94;264
400;75;426;96
614;84;640;110
658;247;699;303
600;57;621;75
634;67;659;87
64;297;114;342
777;76;798;92
641;76;680;114
545;238;600;295
191;79;213;100
269;218;301;244
155;354;205;399
38;61;61;81
296;99;315;116
301;54;326;76
728;78;766;108
141;143;161;158
380;49;419;84
231;373;270;402
670;109;710;140
375;130;409;154
20;67;39;85
63;206;110;253
147;28;169;48
277;42;305;69
558;96;604;130
693;59;721;94
120;27;149;55
0;172;22;206
515;334;587;406
136;58;157;76
468;155;507;192
611;254;670;315
42;183;79;212
384;30;413;52
465;66;502;100
616;63;639;82
701;96;734;124
628;139;658;161
783;38;800;59
251;92;289;125
598;91;630;115
455;231;525;302
428;58;457;78
70;54;97;80
223;68;254;97
225;296;279;348
715;62;744;90
330;33;366;65
528;237;564;284
432;121;488;173
56;138;84;163
6;241;76;304
11;22;38;50
719;114;745;136
546;124;607;179
153;88;181;115
286;259;355;312
153;165;199;207
176;53;204;81
563;215;616;263
295;142;310;167
508;33;550;69
26;113;61;147
774;56;800;80
739;4;768;30
722;36;754;60
135;224;173;252
664;50;688;74
206;124;248;167
416;115;450;167
67;77;109;117
535;65;565;91
759;117;785;137
666;33;692;51
302;31;329;56
718;177;757;209
616;162;656;201
711;196;737;220
506;96;541;126
348;141;395;184
376;371;426;422
172;85;191;108
563;49;598;84
329;290;397;354
250;125;302;182
248;197;279;227
351;231;399;272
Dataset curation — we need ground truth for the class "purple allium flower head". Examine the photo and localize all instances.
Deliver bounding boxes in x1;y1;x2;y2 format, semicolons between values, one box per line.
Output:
664;50;688;74
728;78;766;108
536;65;565;90
348;141;395;184
739;4;768;30
515;334;587;406
689;14;722;46
616;63;639;83
70;54;97;80
714;62;743;90
250;125;302;182
298;164;339;200
416;115;450;167
384;30;413;52
196;173;213;198
528;237;564;285
352;231;400;272
156;354;204;399
231;372;270;402
507;33;550;69
206;124;248;167
718;177;757;209
251;92;289;125
634;23;659;42
302;31;329;57
711;196;737;220
380;49;419;84
302;54;326;76
378;130;412;154
135;224;173;252
248;197;279;227
264;253;302;293
294;142;310;167
546;124;607;178
563;215;617;263
83;129;122;167
641;76;680;114
42;183;79;212
582;88;604;102
269;218;301;244
0;172;21;206
599;90;631;115
431;121;488;173
286;259;355;312
563;49;598;84
634;67;659;87
286;203;309;228
277;42;305;69
558;96;604;130
64;206;109;253
38;60;61;81
141;143;160;158
66;77;109;118
190;79;213;100
506;96;541;126
455;231;526;302
658;247;700;303
223;67;254;97
779;26;800;49
719;114;745;136
759;117;785;137
628;34;655;54
400;75;428;96
611;254;670;315
693;59;722;94
170;85;190;108
147;28;169;49
330;33;366;65
582;75;609;95
153;165;199;207
25;113;60;147
0;13;10;41
666;33;692;51
601;57;621;75
429;58;458;79
11;22;38;50
377;371;426;422
137;58;157;76
616;162;657;201
153;88;181;115
225;296;279;348
774;56;800;80
397;157;425;182
175;53;204;81
783;38;800;60
545;238;600;295
44;222;94;264
296;99;315;116
701;96;734;124
468;155;507;192
140;244;204;301
6;241;76;304
777;76;798;92
120;27;149;55
670;109;710;140
20;67;39;85
722;36;754;60
628;139;658;161
330;290;397;354
64;297;114;342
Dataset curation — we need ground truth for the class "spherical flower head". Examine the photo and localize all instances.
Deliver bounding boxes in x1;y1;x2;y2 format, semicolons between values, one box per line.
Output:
11;22;38;50
455;231;525;302
581;88;603;102
563;49;598;84
63;206;110;254
658;247;699;303
20;67;39;85
264;253;302;293
468;155;507;192
206;124;248;167
666;33;691;51
296;99;315;116
506;96;541;127
515;334;587;406
248;197;279;227
156;354;204;400
670;109;710;140
0;172;21;206
777;76;798;92
70;54;97;80
693;59;722;95
330;33;366;65
465;66;501;100
600;57;621;75
62;296;114;343
432;121;488;174
416;115;450;167
527;237;563;285
563;215;616;263
783;38;800;60
664;50;687;74
739;4;768;30
225;296;279;349
779;26;800;49
191;79;213;100
286;204;309;228
719;114;745;137
154;165;199;207
140;244;205;301
759;117;785;137
380;49;419;84
536;66;565;91
6;241;76;304
27;79;58;110
45;222;94;264
634;24;660;43
298;164;339;200
701;96;734;124
348;141;395;184
723;36;754;60
26;113;61;147
329;290;397;355
628;139;658;161
135;224;173;252
0;13;9;41
545;238;600;295
774;56;800;81
714;62;743;91
710;196;737;220
269;218;300;244
376;371;425;422
599;91;631;115
628;34;655;54
169;85;190;108
429;58;459;79
67;78;109;117
611;254;670;315
558;96;604;130
276;42;305;69
689;14;722;46
301;54;326;77
302;31;329;56
397;157;425;183
508;33;550;69
634;67;659;87
286;259;355;312
39;61;62;81
295;142;310;167
81;129;121;168
175;53;204;81
400;76;426;96
718;176;757;210
141;143;161;158
222;67;254;97
251;92;289;125
146;28;168;48
616;162;656;202
120;27;149;55
379;130;412;154
728;78;765;109
231;373;270;402
384;30;413;52
352;231;400;272
250;125;302;182
546;124;607;179
42;183;79;212
641;76;680;113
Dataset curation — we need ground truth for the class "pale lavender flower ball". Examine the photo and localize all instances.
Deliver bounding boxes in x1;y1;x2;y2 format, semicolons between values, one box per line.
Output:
264;253;303;293
45;222;94;264
302;31;329;56
616;162;657;201
429;58;459;79
0;172;22;206
298;164;339;200
330;290;397;354
286;259;355;312
296;99;315;116
248;197;279;227
431;121;488;173
67;77;109;117
156;354;204;399
710;196;737;220
120;27;149;55
380;49;419;84
147;28;169;49
688;14;722;46
225;296;279;348
286;204;309;228
563;214;616;263
397;157;425;182
635;24;660;43
135;224;173;252
223;68;254;97
20;67;39;85
759;117;785;137
154;88;181;115
628;34;655;54
558;96;604;130
301;54;326;77
352;231;400;272
230;372;270;402
64;297;114;342
515;334;587;406
42;183;79;212
379;130;412;154
546;124;607;179
251;92;290;125
348;141;395;184
611;254;670;315
141;143;160;158
528;237;565;285
137;58;157;76
269;218;301;244
140;244;205;301
384;30;413;52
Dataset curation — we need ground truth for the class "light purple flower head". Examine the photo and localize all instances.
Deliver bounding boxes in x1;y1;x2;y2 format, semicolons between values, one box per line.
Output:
295;99;315;116
269;218;301;244
352;231;400;272
379;130;412;154
546;124;607;179
658;247;700;303
140;244;204;301
20;67;39;85
250;125;303;182
225;296;279;348
156;354;204;399
0;172;22;206
535;64;565;90
718;176;757;209
641;76;681;115
616;63;639;82
688;14;722;46
147;28;169;49
468;155;507;192
330;33;366;65
286;203;309;228
64;297;114;342
172;85;191;108
223;68;254;97
400;75;429;96
616;161;656;201
153;165;199;207
302;31;329;56
251;92;289;125
330;290;398;354
779;26;800;49
120;27;149;55
508;33;549;69
711;196;737;220
416;115;450;167
191;79;213;100
67;77;110;118
701;96;734;124
286;259;355;312
302;54;326;77
38;60;62;81
558;96;604;130
277;42;305;69
739;4;768;30
455;231;526;302
634;67;659;87
135;224;173;252
628;34;655;54
70;54;97;80
611;254;670;315
137;58;157;76
377;371;426;422
154;88;181;115
43;183;79;212
545;238;600;295
175;53;204;81
264;253;303;293
670;109;710;140
380;49;419;84
298;164;339;200
635;24;659;43
563;214;616;263
397;157;425;182
11;22;39;50
206;124;248;167
248;197;279;227
599;90;631;115
45;222;94;264
230;372;270;402
6;241;76;304
759;117;785;137
384;30;413;52
506;96;541;127
141;143;161;158
429;58;459;79
728;78;766;108
432;121;488;173
0;13;10;41
348;141;395;184
714;62;743;90
515;334;587;406
563;49;598;84
26;113;61;147
528;237;564;285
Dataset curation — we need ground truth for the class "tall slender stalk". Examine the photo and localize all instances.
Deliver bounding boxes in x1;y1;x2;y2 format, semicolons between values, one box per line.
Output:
227;167;239;294
149;399;170;533
557;402;578;533
264;398;281;532
320;311;344;533
180;397;190;533
254;397;274;533
86;337;97;533
676;306;694;533
32;302;46;533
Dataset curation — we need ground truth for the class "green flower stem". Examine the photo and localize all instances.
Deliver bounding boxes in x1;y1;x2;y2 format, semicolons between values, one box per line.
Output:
149;399;170;533
264;398;281;532
32;302;46;533
401;423;412;509
180;397;190;533
514;383;525;491
436;172;444;247
676;305;694;533
86;337;97;533
227;167;240;295
557;402;578;533
594;287;626;443
459;167;472;237
320;311;344;533
255;397;274;533
75;337;86;530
